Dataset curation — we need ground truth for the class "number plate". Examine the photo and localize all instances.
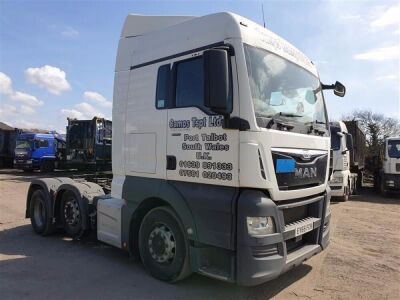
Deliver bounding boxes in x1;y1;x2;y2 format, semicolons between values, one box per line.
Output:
295;220;314;237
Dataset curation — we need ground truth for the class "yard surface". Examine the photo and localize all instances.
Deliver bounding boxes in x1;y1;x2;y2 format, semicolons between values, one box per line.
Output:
1;169;399;300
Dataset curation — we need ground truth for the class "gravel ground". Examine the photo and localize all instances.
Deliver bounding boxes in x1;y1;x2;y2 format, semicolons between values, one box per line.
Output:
0;169;399;300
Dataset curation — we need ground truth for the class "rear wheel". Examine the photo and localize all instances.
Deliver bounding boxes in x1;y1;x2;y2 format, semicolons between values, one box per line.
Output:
29;189;54;235
340;184;349;202
139;206;191;282
351;178;357;195
380;178;388;197
60;191;86;239
40;161;54;172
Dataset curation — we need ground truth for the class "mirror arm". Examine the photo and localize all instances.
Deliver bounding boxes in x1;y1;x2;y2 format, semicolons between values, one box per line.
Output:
223;116;251;131
321;83;335;90
223;114;230;128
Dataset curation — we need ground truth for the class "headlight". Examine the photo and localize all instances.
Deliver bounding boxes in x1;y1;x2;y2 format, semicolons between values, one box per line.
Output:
246;217;276;236
330;176;343;184
386;180;394;187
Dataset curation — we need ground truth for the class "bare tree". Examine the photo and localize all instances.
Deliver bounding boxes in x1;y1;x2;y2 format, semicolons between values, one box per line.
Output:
342;110;400;157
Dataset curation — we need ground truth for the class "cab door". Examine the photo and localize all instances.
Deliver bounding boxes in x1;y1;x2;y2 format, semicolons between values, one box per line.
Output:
165;50;239;188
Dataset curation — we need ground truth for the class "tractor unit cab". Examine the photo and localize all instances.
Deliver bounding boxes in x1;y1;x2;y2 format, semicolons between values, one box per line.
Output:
65;117;112;170
329;121;365;201
14;133;65;171
25;12;346;286
379;137;400;193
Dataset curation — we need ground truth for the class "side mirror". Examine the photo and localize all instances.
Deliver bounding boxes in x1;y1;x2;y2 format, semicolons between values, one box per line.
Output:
204;49;230;114
321;81;346;97
334;81;346;97
346;133;354;151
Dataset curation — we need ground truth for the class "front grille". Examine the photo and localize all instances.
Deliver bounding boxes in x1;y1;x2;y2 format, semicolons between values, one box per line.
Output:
272;148;328;191
280;183;320;190
279;196;325;255
330;186;341;190
396;163;400;172
282;205;308;225
286;237;305;252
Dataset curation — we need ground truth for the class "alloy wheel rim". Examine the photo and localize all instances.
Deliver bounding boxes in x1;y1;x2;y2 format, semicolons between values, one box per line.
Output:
148;223;176;264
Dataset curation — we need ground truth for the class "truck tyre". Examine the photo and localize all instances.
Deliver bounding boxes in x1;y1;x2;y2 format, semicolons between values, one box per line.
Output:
29;189;54;235
40;161;54;173
340;185;349;202
139;206;191;283
351;178;357;195
380;179;388;197
60;191;86;239
356;172;363;191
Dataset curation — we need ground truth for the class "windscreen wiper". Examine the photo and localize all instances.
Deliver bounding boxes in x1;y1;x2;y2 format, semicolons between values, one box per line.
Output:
264;112;303;129
306;120;327;135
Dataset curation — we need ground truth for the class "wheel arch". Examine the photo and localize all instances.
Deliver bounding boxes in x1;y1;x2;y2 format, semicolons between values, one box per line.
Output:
124;181;198;258
128;197;172;257
54;181;104;227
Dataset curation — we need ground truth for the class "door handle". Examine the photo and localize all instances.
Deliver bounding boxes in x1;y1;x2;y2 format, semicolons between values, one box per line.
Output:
166;155;176;170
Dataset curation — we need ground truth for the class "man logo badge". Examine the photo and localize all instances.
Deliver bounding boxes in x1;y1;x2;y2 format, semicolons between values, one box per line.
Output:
301;151;311;160
295;167;317;179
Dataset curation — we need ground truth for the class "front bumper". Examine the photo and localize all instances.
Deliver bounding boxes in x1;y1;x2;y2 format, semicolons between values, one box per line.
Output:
14;160;38;170
236;190;330;286
329;184;344;196
384;173;400;191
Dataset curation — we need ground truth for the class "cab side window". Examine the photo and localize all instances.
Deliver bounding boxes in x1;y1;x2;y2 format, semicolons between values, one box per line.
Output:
35;139;49;148
155;64;170;109
175;57;204;108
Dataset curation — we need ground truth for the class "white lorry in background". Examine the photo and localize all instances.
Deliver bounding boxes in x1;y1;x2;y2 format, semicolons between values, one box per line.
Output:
24;12;346;286
329;121;365;201
375;137;400;195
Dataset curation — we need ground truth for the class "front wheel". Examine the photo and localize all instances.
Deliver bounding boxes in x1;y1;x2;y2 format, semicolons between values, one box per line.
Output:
139;206;191;282
380;178;388;197
40;161;54;172
340;185;349;202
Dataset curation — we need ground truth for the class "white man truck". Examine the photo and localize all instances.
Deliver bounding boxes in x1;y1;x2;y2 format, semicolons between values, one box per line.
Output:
329;121;365;201
25;13;345;286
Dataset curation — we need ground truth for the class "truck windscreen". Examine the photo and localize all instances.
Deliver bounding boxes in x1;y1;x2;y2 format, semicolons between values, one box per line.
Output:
388;140;400;158
244;44;328;132
16;140;33;149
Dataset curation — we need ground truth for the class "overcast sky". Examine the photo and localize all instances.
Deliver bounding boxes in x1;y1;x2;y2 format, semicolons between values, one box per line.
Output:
0;0;399;133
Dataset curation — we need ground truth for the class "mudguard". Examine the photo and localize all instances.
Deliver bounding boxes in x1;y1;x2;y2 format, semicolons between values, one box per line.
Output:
55;181;105;231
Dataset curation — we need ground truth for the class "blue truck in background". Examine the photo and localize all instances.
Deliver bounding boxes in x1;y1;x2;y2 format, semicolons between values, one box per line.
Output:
14;133;66;172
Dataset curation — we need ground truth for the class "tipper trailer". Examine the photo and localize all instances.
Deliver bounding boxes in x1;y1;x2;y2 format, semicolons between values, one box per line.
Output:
329;121;366;201
0;122;18;168
25;12;346;286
